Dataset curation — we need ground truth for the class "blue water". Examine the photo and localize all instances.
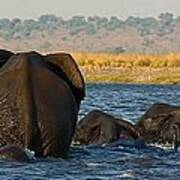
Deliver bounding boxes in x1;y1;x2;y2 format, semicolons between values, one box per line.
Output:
1;84;180;180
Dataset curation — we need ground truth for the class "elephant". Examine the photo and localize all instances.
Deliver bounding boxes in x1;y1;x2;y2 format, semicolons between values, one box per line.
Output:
136;103;180;150
0;49;14;67
0;145;30;162
0;51;85;158
73;110;140;145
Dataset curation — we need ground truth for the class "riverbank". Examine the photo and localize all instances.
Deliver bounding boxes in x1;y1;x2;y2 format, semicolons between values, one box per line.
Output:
73;53;180;84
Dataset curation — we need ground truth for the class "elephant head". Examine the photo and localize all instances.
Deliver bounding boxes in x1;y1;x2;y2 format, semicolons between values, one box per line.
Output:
74;110;139;145
0;51;85;158
136;103;180;150
45;53;85;109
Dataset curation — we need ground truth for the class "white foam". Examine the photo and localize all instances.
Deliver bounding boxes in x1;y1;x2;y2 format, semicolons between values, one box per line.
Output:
87;162;100;167
148;142;176;150
119;170;135;178
24;148;36;160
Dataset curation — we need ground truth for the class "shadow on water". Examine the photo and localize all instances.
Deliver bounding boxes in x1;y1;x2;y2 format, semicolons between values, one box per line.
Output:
1;83;180;179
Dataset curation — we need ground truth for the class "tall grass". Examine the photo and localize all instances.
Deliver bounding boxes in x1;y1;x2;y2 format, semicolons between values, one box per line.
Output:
73;53;180;68
72;53;180;84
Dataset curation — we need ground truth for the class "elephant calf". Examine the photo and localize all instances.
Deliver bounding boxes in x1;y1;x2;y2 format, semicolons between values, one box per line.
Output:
73;110;139;145
136;103;180;150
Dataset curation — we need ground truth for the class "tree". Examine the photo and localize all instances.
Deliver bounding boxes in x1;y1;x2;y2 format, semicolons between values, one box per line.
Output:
158;13;174;35
67;16;86;29
67;16;87;35
125;16;141;27
107;16;123;30
0;18;13;29
138;17;159;36
38;14;63;30
159;12;174;26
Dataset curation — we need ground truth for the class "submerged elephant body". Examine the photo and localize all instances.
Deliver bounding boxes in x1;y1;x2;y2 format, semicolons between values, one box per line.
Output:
0;51;85;158
136;103;180;148
0;145;30;162
74;110;139;145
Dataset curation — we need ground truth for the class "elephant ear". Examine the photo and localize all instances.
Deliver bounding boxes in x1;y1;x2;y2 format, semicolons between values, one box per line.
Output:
0;49;14;68
115;119;139;139
44;53;85;108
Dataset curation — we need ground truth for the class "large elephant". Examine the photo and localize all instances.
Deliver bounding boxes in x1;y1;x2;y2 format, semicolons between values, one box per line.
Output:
0;51;85;158
0;49;14;67
73;110;139;145
136;103;180;150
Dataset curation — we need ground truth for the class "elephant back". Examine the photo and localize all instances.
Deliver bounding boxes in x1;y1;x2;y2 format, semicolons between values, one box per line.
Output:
138;103;180;120
45;53;85;108
136;103;180;132
115;119;139;139
0;49;14;68
0;51;79;158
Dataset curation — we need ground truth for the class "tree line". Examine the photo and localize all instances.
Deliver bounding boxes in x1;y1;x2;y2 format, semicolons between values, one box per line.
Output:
0;13;179;40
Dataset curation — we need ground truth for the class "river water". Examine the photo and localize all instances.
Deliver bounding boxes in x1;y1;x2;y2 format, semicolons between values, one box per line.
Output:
1;84;180;180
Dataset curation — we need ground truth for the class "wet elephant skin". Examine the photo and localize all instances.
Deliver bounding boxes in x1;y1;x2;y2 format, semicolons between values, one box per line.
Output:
136;103;180;148
0;51;85;158
74;110;139;145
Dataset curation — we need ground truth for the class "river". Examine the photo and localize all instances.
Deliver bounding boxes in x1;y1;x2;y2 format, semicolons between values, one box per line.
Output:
1;84;180;179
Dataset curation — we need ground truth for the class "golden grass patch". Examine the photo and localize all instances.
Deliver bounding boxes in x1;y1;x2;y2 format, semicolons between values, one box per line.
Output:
72;53;180;84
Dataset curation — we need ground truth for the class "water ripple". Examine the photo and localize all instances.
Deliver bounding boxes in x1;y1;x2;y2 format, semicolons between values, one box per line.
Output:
1;83;180;179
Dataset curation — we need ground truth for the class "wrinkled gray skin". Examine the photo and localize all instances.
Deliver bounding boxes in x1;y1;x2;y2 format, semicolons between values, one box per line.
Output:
136;103;180;150
74;110;140;145
0;50;85;159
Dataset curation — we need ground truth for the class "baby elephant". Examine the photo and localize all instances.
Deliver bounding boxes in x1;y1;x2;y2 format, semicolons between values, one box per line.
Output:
74;110;139;145
0;145;31;162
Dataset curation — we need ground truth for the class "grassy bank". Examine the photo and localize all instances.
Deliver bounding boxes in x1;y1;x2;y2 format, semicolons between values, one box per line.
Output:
73;53;180;84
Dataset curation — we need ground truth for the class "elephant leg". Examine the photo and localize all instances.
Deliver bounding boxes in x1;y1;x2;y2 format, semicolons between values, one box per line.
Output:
31;64;77;158
172;124;180;152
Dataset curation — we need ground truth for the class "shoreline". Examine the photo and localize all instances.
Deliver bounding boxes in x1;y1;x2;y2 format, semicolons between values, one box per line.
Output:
80;67;180;84
73;53;180;84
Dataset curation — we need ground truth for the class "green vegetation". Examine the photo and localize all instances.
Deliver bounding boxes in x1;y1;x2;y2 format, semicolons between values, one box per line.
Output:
0;13;180;53
0;13;177;38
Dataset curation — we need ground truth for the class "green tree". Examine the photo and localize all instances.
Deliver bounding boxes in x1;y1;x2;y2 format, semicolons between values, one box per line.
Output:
158;13;174;36
67;16;87;35
107;16;123;30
